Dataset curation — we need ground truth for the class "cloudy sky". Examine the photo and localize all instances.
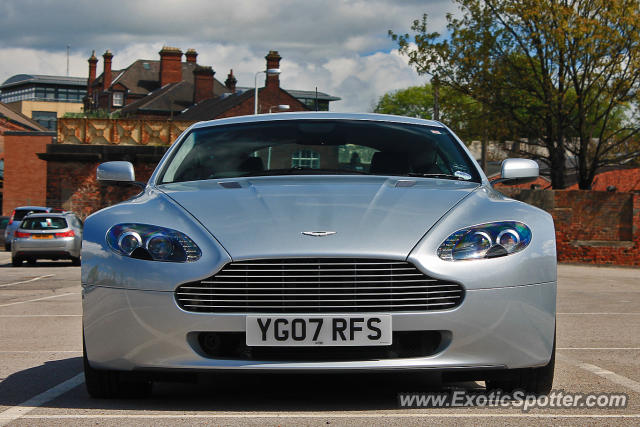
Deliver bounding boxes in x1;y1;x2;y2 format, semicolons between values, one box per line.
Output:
0;0;455;112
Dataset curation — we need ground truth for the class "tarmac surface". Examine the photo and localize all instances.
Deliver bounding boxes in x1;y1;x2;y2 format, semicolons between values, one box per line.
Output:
0;251;638;426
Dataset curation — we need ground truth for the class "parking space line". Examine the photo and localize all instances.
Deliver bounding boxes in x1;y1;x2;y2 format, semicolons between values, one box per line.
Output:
2;414;639;420
0;314;81;317
0;292;79;308
558;312;640;315
559;347;640;350
0;373;83;427
0;350;81;353
558;354;640;393
0;275;54;288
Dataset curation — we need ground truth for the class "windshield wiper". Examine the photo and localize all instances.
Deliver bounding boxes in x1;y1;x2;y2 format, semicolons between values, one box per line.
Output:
406;172;472;181
239;167;372;177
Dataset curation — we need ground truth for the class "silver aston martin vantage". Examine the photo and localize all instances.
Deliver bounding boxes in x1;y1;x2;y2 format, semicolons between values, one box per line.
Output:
82;112;556;398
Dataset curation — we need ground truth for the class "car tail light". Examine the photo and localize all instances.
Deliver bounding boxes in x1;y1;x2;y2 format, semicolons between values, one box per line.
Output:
8;210;16;225
55;230;75;238
14;231;30;238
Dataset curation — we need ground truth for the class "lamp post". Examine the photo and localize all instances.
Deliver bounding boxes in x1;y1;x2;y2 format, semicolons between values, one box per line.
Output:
254;68;281;114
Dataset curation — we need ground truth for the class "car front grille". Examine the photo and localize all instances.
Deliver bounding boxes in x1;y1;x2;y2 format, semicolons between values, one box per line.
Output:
175;258;464;313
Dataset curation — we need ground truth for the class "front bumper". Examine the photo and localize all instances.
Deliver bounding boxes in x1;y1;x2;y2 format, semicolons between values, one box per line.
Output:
83;281;556;372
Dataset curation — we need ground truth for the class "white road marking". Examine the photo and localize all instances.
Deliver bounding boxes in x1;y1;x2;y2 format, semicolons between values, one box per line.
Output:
559;354;640;393
0;373;84;427
557;312;640;315
1;414;639;420
0;292;78;308
0;275;54;288
559;347;640;350
0;314;81;317
0;350;81;353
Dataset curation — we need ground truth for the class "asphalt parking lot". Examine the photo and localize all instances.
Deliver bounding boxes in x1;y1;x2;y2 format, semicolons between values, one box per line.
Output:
0;251;638;426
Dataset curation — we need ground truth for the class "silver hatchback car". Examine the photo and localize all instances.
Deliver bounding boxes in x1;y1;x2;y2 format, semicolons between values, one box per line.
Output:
12;212;83;266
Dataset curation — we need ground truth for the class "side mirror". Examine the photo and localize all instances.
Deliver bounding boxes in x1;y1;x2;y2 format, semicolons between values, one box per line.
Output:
492;158;539;186
97;161;144;188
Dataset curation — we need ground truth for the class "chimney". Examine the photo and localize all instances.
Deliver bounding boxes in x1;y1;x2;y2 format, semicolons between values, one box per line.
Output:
193;65;215;104
87;50;98;96
265;50;281;89
185;48;198;64
225;69;237;93
159;46;183;86
102;50;113;91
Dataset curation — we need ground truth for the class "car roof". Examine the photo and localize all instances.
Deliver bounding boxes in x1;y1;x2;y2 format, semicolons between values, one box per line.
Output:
190;112;445;130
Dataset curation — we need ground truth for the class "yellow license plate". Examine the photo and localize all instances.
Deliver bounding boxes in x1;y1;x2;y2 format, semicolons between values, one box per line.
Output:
32;234;54;239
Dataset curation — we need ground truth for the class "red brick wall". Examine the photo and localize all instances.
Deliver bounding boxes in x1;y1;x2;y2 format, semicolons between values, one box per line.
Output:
501;188;640;266
46;160;156;219
2;132;53;216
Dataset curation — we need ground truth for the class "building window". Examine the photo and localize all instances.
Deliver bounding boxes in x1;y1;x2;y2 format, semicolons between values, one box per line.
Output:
291;149;320;169
32;111;57;130
112;92;124;107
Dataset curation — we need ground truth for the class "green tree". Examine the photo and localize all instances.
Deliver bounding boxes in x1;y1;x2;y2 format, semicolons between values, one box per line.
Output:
391;0;640;189
373;84;488;143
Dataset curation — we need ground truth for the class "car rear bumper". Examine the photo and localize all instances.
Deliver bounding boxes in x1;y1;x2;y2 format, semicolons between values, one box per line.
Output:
83;281;556;372
12;237;79;258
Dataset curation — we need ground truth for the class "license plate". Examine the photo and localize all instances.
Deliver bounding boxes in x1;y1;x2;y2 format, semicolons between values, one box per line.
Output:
246;315;392;346
32;234;53;239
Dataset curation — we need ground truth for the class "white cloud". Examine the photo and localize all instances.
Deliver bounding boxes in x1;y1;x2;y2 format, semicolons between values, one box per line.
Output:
0;0;454;112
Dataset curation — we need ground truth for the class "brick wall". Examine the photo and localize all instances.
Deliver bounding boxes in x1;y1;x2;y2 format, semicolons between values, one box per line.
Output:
501;188;640;266
2;131;55;216
45;160;156;219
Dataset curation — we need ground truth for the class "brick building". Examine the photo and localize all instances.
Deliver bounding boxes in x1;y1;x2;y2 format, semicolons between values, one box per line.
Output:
86;48;339;119
0;102;49;212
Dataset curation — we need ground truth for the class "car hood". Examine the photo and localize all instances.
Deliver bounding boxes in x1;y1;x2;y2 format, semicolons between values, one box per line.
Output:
158;176;480;259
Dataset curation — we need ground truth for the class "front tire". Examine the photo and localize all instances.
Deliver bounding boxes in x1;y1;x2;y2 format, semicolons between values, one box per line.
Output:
83;339;151;398
486;335;555;395
11;256;22;267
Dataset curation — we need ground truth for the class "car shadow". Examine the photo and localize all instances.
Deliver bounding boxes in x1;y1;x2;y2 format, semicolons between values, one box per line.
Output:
1;357;485;411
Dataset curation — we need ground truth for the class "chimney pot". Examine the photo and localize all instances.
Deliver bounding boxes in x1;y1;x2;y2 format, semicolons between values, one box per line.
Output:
159;46;183;86
185;48;198;64
87;50;98;96
265;50;282;89
193;65;215;104
102;50;113;92
225;69;237;93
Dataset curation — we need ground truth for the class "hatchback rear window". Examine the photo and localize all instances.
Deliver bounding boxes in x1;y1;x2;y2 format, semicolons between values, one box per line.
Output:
21;217;68;230
14;209;46;221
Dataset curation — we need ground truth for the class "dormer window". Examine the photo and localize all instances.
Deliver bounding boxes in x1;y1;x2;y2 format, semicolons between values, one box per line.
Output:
112;91;124;107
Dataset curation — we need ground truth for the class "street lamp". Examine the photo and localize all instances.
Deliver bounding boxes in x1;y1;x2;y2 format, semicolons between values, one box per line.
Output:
269;104;290;113
254;68;281;114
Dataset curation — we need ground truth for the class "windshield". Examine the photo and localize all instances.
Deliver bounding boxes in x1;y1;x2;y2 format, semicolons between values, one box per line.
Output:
159;120;480;183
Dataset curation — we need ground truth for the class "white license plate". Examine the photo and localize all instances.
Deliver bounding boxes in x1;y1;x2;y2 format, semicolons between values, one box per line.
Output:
246;315;392;346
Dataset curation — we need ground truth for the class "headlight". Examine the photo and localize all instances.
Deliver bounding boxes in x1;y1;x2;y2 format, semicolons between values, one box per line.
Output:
437;221;531;261
107;224;201;262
